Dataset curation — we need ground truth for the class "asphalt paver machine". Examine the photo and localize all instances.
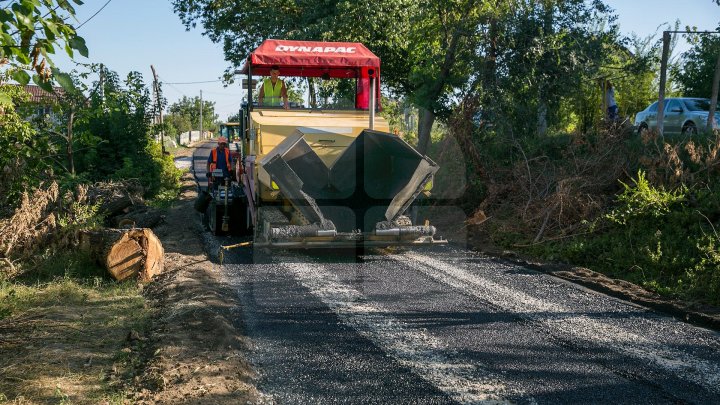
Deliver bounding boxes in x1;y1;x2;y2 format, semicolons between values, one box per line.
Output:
220;39;445;248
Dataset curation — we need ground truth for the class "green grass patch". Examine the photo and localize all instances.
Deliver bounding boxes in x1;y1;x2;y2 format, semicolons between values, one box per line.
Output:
0;250;150;403
523;171;720;305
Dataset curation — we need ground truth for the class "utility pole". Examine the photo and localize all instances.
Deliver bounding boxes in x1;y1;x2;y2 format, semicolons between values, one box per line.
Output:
200;89;203;140
657;30;720;135
99;63;105;112
150;65;165;154
707;51;720;132
657;31;671;137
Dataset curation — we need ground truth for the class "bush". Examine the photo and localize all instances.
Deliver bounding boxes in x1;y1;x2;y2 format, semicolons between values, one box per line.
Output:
0;82;52;214
112;140;182;198
553;171;720;305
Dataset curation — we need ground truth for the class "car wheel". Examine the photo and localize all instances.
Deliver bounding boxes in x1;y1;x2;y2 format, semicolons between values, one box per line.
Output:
682;122;697;135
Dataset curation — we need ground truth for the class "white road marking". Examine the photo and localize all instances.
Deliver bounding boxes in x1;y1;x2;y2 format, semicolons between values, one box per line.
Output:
281;259;514;405
400;252;720;395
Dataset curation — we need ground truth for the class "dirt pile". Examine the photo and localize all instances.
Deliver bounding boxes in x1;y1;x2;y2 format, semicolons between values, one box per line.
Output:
129;154;259;404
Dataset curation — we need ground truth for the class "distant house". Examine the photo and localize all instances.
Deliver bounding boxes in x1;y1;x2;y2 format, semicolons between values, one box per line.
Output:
21;85;64;119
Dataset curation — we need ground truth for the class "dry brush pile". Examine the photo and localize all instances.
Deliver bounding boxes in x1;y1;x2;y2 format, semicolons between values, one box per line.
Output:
455;125;629;246
0;179;158;279
443;113;720;303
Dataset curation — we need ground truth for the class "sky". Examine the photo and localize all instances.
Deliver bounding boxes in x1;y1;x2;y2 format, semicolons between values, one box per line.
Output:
53;0;720;122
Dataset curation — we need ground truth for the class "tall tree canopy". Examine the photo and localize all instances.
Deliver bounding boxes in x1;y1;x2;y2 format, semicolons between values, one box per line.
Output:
173;0;621;150
167;95;219;133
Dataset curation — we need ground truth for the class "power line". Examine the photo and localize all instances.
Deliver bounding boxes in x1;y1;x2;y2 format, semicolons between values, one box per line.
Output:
164;79;223;85
201;90;243;96
163;82;187;97
77;0;113;29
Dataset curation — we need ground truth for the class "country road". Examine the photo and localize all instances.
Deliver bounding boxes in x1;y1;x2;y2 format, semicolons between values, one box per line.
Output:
192;142;720;404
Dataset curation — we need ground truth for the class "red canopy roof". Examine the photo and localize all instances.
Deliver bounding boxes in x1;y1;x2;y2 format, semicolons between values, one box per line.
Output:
241;39;380;78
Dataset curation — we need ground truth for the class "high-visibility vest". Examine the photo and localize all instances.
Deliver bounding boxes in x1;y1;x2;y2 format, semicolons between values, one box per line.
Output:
209;147;231;173
263;78;283;106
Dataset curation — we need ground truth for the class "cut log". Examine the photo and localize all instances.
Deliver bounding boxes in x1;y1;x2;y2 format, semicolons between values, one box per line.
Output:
81;228;164;282
113;206;164;229
99;195;134;217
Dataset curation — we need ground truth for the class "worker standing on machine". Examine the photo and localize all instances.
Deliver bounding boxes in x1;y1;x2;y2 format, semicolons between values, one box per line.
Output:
206;136;233;187
258;65;289;109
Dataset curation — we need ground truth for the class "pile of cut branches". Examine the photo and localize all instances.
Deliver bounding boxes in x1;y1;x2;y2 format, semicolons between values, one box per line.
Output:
0;179;162;278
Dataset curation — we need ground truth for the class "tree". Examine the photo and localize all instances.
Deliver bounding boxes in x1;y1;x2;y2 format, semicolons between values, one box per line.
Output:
0;0;88;92
167;96;218;133
674;32;720;98
171;0;482;152
0;0;90;209
0;77;51;211
164;113;192;136
172;0;616;152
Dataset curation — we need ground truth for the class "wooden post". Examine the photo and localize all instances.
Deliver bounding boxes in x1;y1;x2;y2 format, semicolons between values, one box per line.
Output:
150;65;165;154
657;31;671;136
200;90;203;140
707;49;720;131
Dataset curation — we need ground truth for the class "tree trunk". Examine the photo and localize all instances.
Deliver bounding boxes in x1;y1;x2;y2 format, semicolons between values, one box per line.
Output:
67;109;75;175
537;98;548;137
417;108;436;155
415;3;472;155
481;18;498;120
81;228;164;282
99;195;135;217
308;77;317;108
113;206;164;229
707;50;720;131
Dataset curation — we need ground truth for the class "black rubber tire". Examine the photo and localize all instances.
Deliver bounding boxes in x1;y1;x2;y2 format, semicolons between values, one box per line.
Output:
682;122;697;135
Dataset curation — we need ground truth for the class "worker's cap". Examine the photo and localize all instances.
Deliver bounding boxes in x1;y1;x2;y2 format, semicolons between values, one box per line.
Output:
217;136;228;144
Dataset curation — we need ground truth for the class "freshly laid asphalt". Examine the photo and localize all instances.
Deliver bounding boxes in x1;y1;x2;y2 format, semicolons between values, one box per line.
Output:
192;142;720;404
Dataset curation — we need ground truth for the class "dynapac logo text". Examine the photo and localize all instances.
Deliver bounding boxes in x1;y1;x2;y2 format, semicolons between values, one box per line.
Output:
275;45;357;53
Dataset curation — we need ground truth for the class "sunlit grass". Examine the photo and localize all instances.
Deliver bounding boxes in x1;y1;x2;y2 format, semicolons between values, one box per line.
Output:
0;251;150;403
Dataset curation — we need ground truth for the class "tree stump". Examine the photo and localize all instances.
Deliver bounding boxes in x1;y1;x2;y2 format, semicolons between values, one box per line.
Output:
81;228;164;282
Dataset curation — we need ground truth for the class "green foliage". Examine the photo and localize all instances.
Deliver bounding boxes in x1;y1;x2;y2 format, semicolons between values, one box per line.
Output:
0;79;52;212
113;141;182;197
547;170;720;305
0;0;87;90
167;95;219;133
164;112;192;136
63;68;182;198
606;171;687;225
673;31;720;98
380;96;405;134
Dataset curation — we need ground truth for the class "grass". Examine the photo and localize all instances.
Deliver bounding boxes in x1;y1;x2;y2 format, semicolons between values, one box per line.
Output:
0;251;151;404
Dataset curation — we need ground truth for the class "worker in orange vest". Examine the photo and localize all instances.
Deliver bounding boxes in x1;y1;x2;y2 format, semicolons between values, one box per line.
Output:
206;136;233;183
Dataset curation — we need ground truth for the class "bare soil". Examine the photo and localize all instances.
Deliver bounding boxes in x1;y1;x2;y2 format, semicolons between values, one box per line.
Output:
128;147;260;403
0;145;260;404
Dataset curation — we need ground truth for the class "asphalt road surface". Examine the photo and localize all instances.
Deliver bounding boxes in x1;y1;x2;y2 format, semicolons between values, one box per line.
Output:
192;143;720;404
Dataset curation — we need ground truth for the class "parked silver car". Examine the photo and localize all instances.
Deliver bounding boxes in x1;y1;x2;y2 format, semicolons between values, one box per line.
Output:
634;97;720;135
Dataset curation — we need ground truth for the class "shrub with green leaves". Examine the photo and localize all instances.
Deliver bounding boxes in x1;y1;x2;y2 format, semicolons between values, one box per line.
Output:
557;170;720;304
0;81;52;213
